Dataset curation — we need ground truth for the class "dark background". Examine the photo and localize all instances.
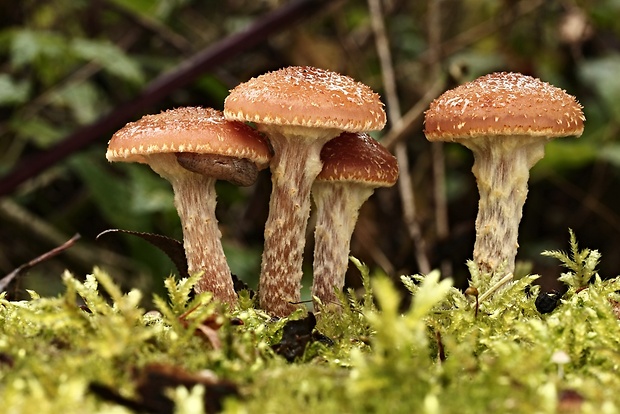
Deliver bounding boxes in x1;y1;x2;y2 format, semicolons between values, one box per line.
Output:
1;0;617;301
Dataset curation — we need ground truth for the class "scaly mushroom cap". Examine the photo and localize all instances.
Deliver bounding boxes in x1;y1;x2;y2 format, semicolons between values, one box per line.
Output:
423;72;586;281
317;132;399;187
106;106;271;306
424;72;585;142
107;106;271;169
224;66;386;132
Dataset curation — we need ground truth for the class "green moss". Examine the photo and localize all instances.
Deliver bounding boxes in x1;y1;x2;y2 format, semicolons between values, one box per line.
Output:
2;236;620;413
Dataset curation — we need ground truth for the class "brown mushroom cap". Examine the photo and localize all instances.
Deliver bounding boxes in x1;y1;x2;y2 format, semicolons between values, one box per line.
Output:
224;66;387;132
106;107;271;169
311;132;398;309
317;132;398;187
424;72;585;142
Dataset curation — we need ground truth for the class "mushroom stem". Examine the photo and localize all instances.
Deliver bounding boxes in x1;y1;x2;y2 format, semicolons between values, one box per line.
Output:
465;136;546;279
259;125;337;316
311;182;374;307
147;153;237;306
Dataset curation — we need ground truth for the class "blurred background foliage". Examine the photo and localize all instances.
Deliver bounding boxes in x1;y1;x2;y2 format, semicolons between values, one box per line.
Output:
1;0;620;302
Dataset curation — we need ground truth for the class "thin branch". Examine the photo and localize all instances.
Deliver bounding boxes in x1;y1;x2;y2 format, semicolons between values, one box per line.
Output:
548;172;620;235
426;0;442;74
478;272;513;303
0;198;139;272
394;143;431;274
418;0;545;63
103;0;193;53
427;0;452;278
367;0;401;123
0;234;81;292
353;218;395;275
367;0;430;274
382;77;445;151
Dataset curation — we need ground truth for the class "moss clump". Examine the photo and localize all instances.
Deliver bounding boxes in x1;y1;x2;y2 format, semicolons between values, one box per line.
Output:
2;236;620;413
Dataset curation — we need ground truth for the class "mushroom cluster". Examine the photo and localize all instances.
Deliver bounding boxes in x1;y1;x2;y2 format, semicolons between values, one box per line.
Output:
424;72;584;281
107;66;394;316
224;66;387;316
108;69;584;315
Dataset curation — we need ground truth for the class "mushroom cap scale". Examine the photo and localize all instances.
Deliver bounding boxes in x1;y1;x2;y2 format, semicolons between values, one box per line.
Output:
106;107;272;169
316;132;399;187
224;66;387;132
424;72;585;142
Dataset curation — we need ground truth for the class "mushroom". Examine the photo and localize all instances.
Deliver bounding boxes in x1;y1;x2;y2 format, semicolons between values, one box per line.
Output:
424;72;584;280
311;132;398;309
224;66;386;316
106;107;272;306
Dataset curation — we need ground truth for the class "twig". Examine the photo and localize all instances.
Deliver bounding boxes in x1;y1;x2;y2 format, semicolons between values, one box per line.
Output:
395;143;431;274
353;219;395;275
478;272;513;303
0;198;138;272
432;141;451;278
548;171;620;234
382;77;445;151
427;0;452;278
426;0;442;73
367;0;431;274
367;0;401;123
418;0;545;63
103;0;192;53
0;234;81;292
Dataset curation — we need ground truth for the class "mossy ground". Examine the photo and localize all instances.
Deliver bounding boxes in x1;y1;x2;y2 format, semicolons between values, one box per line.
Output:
2;236;620;413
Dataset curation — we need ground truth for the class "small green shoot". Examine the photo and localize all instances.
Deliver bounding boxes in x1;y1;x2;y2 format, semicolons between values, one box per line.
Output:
541;229;601;289
3;233;620;413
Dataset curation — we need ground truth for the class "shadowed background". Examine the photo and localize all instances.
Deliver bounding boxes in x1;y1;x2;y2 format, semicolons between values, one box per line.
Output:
0;0;617;302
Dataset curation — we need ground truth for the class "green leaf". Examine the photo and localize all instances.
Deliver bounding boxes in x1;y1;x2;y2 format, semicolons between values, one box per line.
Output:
534;139;597;174
0;74;30;106
541;229;601;288
10;117;66;148
597;143;620;168
49;81;104;124
128;165;176;214
71;38;144;84
579;55;620;118
10;29;68;69
69;154;150;231
408;270;453;321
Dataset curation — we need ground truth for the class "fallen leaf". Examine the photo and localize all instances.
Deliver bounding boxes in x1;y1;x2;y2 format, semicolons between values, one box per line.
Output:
272;312;332;362
97;229;188;278
90;363;239;414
